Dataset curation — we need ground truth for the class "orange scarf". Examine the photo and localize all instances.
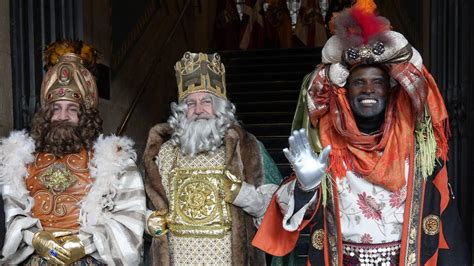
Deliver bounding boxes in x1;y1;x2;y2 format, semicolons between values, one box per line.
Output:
319;86;415;191
311;65;449;192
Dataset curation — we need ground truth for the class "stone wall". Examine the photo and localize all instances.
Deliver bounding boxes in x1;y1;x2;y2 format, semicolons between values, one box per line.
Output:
83;0;218;157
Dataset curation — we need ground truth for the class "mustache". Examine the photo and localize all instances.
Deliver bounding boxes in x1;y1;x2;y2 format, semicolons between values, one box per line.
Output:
188;114;215;121
49;121;79;128
42;121;82;156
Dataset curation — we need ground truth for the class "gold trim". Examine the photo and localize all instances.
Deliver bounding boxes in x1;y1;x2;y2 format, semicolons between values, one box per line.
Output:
311;229;324;250
422;214;440;236
403;143;425;265
326;181;339;266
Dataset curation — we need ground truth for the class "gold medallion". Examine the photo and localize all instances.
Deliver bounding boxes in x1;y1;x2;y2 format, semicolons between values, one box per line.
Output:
38;163;77;194
311;229;324;250
179;181;216;220
422;214;440;235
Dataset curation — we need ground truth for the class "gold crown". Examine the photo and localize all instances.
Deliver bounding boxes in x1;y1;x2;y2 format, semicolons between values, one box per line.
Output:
175;52;226;102
40;53;98;109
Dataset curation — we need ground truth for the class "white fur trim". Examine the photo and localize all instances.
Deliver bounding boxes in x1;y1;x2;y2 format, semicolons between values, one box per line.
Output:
0;131;35;188
80;135;137;226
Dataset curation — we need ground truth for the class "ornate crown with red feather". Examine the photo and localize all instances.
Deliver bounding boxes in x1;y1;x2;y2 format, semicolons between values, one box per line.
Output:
321;0;422;87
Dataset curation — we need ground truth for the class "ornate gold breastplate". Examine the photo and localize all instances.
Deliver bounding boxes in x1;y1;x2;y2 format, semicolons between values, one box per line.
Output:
26;149;93;231
166;148;232;237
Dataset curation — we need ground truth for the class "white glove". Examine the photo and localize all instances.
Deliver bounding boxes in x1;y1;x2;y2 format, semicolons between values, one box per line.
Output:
283;128;331;191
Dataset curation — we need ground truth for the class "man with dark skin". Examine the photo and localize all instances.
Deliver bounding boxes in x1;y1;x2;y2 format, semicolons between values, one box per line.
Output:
291;64;392;211
346;65;390;134
253;1;470;264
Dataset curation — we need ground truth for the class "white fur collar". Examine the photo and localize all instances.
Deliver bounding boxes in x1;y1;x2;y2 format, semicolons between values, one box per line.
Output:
0;131;35;192
0;132;137;224
89;134;137;179
80;134;137;226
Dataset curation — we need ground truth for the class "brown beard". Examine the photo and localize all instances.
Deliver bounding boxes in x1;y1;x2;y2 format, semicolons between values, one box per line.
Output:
41;121;83;156
31;104;103;157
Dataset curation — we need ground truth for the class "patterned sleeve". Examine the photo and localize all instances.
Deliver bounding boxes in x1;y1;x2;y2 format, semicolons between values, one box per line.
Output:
79;158;146;265
275;179;317;232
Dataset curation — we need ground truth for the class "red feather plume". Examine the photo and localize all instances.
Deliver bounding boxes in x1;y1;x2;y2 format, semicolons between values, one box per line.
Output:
351;7;388;44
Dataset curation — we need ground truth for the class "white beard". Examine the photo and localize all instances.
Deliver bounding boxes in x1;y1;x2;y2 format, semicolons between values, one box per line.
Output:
177;118;225;157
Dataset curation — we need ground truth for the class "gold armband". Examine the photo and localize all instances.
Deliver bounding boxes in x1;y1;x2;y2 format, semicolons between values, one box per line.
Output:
223;170;242;203
147;209;169;237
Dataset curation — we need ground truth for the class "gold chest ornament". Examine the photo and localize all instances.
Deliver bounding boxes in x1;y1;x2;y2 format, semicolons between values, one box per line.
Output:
166;149;232;237
38;162;77;194
26;149;93;230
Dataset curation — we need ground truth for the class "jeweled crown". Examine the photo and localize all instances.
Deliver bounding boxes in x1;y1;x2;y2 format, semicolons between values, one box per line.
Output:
40;53;98;108
175;52;227;102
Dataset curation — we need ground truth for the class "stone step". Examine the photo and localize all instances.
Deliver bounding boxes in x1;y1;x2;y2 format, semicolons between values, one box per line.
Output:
277;163;293;178
237;111;294;125
226;62;317;74
235;100;297;112
267;147;289;163
227;80;302;92
220;47;322;58
256;135;290;149
223;53;321;65
227;71;308;83
243;123;292;136
230;90;300;103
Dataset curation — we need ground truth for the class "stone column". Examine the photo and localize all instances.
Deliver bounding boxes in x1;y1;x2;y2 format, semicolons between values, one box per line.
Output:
0;0;13;136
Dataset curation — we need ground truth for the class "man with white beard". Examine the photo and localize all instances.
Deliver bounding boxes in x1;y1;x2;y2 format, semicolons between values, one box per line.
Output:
143;52;282;265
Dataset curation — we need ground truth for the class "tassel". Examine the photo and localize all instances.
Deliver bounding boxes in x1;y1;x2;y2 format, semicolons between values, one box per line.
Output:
433;121;450;161
415;108;437;179
328;150;352;179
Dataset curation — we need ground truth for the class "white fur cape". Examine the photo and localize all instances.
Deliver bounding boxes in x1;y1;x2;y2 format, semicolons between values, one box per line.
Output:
0;131;145;265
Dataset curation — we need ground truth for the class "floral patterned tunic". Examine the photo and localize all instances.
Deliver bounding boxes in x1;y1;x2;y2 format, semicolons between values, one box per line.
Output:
337;165;408;244
277;161;408;244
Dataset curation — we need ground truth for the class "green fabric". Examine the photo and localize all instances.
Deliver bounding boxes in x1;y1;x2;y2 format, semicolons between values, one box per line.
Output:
292;71;329;207
258;141;299;265
269;71;326;265
258;141;283;185
291;71;322;154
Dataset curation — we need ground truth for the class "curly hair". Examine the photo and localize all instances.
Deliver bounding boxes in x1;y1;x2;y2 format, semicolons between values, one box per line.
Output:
168;94;236;156
31;103;103;156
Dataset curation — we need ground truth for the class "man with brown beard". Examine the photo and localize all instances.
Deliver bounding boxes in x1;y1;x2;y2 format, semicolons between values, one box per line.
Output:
143;52;282;265
0;43;146;265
